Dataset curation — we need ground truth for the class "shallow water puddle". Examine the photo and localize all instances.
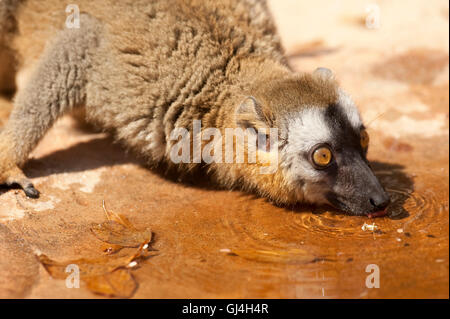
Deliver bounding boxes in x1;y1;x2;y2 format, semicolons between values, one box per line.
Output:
222;248;324;264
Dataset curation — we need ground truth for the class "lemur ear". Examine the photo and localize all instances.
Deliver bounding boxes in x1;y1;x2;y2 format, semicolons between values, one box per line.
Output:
313;67;334;80
235;97;274;152
235;96;269;129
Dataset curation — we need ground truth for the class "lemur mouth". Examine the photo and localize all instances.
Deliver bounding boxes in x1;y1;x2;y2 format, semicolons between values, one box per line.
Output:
326;194;389;218
367;209;388;219
326;199;388;218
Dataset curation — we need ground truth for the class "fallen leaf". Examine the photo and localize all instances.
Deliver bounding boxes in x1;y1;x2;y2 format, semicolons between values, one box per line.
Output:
84;269;137;298
104;208;136;230
101;243;125;255
38;251;137;278
37;242;151;298
36;202;156;298
91;201;152;249
102;200;136;229
91;221;152;248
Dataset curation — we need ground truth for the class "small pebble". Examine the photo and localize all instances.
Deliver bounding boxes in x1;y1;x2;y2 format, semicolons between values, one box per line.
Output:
219;248;231;253
362;223;377;231
397;228;404;233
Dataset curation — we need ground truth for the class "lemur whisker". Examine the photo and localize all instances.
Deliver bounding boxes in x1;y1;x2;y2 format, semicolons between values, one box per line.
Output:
365;111;388;129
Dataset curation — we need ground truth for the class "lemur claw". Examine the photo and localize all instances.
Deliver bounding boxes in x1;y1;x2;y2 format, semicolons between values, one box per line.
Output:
3;180;40;199
23;184;40;198
1;166;40;198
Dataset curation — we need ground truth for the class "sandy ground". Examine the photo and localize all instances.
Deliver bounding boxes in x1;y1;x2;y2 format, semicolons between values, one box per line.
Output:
0;0;448;298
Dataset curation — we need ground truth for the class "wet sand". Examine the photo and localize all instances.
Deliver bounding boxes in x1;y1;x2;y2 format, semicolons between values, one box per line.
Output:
0;0;448;298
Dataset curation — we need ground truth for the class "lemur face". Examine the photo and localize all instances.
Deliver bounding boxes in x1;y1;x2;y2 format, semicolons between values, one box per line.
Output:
279;79;390;216
238;68;389;215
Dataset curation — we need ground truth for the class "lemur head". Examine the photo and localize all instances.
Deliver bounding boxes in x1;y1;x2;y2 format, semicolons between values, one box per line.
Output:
235;67;390;216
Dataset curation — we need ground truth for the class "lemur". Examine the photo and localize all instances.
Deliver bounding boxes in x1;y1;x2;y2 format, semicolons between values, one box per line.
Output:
0;0;390;216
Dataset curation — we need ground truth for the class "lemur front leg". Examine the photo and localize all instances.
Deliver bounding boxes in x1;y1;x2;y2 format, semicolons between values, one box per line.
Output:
0;14;101;198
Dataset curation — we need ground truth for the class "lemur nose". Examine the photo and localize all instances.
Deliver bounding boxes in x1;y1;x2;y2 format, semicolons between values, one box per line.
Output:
369;192;391;210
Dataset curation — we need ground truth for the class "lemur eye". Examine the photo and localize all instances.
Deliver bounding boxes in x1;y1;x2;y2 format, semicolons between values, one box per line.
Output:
312;145;333;168
360;129;370;149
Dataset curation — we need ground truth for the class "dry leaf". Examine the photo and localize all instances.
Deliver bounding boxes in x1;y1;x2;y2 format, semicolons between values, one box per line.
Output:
84;269;137;298
91;201;152;249
101;243;124;255
38;252;136;278
91;221;152;248
37;243;150;298
36;202;155;298
104;208;136;230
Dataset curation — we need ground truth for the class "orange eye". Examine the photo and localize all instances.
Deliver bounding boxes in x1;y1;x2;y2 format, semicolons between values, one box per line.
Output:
360;129;370;149
312;146;333;167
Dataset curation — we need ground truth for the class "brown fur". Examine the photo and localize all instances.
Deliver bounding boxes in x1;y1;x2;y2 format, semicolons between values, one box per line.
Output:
0;0;338;203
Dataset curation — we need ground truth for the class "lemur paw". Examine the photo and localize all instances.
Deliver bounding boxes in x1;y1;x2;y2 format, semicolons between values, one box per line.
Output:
0;166;40;198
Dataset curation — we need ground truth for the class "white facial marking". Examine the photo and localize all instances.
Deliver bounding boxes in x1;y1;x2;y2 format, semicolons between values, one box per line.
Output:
338;89;363;129
286;107;331;152
282;107;331;183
